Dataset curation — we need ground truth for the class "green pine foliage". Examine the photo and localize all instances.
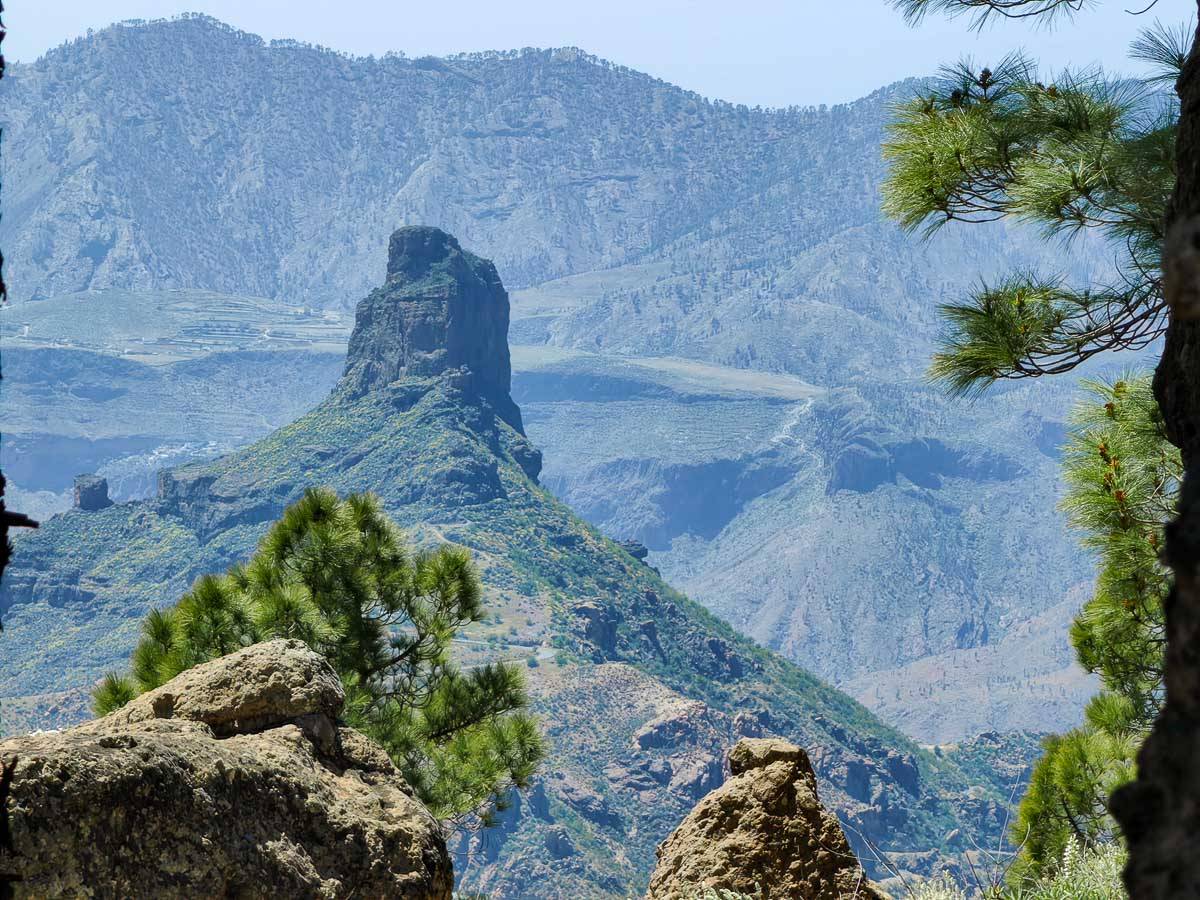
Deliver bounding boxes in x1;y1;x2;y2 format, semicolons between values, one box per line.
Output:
1062;376;1176;728
883;0;1188;882
894;0;1101;30
94;487;544;824
1009;706;1138;881
881;25;1185;393
1008;376;1176;877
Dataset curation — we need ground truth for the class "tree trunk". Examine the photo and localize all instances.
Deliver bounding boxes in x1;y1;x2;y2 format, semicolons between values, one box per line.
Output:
1110;10;1200;896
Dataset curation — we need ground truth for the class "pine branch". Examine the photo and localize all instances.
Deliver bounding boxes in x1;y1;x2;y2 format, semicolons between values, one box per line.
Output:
892;0;1094;29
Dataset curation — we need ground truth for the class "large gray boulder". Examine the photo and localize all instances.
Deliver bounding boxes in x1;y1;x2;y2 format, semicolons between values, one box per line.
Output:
0;639;452;899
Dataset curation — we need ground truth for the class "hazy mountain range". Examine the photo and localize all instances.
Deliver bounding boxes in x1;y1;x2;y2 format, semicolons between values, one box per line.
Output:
0;13;1118;743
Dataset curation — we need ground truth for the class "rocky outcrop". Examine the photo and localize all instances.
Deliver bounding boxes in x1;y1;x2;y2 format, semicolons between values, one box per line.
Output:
0;640;452;899
827;436;1021;494
646;738;888;900
342;230;508;406
72;474;112;511
573;599;623;658
337;225;540;482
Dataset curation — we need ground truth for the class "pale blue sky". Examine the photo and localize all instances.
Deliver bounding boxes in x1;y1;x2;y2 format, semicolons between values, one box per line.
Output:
10;1;1195;107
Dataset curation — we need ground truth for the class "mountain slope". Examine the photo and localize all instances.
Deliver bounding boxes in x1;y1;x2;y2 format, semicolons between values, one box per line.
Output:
1;15;873;306
1;14;1110;740
3;229;1022;895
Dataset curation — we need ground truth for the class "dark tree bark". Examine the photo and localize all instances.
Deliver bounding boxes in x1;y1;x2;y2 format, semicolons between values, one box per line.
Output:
1111;9;1200;896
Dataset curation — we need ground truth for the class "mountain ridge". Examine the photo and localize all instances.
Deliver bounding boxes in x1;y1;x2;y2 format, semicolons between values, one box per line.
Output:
3;228;1027;895
25;14;911;113
0;14;931;307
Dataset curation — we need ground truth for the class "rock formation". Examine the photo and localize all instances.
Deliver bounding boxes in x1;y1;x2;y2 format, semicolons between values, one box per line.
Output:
343;229;511;408
646;738;888;900
72;474;112;511
0;640;452;899
339;225;540;482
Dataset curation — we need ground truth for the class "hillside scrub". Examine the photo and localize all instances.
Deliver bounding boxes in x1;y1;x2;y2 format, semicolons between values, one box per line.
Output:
94;487;543;824
907;842;1126;899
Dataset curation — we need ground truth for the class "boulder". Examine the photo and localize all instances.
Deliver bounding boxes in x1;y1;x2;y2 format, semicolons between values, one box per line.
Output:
632;701;711;751
72;474;112;511
646;738;889;900
0;639;452;899
574;600;622;658
99;638;344;736
616;539;650;562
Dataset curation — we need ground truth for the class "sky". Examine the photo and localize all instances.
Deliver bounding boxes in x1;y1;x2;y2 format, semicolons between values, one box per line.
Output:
9;0;1196;107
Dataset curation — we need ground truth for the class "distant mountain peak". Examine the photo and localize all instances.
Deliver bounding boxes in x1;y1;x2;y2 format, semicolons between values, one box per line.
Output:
342;226;517;406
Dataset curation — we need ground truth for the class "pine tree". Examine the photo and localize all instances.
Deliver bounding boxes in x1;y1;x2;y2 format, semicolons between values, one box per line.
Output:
882;23;1185;393
1010;375;1177;878
94;487;544;825
882;0;1193;879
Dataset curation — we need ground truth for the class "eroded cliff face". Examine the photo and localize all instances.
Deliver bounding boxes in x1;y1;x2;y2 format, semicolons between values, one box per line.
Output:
646;738;889;900
343;229;512;405
0;640;452;899
338;225;539;481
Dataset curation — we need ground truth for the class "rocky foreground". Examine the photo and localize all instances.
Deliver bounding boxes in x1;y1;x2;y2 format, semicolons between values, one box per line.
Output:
0;640;452;898
647;738;889;900
0;638;895;898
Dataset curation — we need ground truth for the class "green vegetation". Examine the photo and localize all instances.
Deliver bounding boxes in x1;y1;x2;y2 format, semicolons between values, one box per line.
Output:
883;23;1182;393
95;488;543;824
1009;376;1175;876
883;0;1187;882
1062;379;1175;732
908;842;1125;899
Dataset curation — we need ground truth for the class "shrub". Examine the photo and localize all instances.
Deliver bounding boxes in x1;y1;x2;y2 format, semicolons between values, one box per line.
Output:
95;487;543;824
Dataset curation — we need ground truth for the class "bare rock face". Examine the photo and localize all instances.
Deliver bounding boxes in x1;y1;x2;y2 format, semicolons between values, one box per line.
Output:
342;228;512;409
101;638;344;735
338;225;541;482
0;639;452;899
72;474;112;511
646;738;888;900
